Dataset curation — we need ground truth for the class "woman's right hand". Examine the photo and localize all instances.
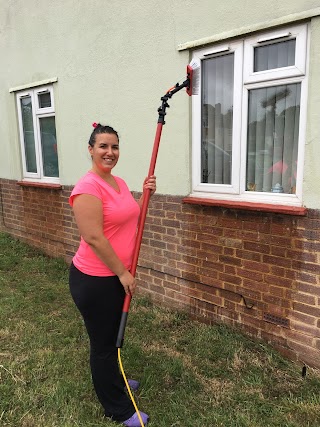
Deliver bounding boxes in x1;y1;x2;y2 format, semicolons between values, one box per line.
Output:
119;270;136;296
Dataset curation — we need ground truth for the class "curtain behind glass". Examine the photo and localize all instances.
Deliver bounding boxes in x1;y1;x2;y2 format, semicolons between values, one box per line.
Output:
246;83;300;194
21;97;37;173
254;39;296;72
201;54;234;184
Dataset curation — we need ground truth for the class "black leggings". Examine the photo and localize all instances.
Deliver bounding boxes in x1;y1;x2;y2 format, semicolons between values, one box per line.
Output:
69;262;135;422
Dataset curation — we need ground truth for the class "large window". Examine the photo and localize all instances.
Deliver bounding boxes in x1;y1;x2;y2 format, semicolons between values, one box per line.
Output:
17;85;59;182
192;23;309;206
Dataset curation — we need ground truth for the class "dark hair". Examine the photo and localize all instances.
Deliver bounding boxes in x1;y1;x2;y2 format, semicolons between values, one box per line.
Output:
88;123;119;147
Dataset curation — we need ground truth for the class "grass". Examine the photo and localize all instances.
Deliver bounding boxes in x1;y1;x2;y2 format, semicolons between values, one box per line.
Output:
0;232;320;427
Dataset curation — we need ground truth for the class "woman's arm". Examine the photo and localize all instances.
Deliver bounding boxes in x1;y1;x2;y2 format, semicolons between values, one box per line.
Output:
72;194;136;295
137;175;156;208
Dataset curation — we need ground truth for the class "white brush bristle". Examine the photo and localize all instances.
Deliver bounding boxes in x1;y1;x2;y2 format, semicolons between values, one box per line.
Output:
189;58;200;95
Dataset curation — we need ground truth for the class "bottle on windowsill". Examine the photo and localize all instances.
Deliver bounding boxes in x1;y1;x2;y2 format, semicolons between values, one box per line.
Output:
271;183;284;193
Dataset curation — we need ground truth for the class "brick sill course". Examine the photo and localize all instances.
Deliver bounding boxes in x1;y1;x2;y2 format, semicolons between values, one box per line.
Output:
182;196;307;216
17;181;62;190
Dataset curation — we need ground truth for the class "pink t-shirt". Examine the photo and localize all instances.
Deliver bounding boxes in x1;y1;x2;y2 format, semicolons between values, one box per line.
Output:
69;171;140;276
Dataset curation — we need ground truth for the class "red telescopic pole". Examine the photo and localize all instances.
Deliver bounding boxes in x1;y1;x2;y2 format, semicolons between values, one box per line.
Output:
116;123;163;347
116;78;190;348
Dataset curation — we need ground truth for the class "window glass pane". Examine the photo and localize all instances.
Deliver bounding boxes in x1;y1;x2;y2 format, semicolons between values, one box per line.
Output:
38;92;51;108
39;117;59;177
20;97;37;173
201;53;234;184
246;83;301;194
254;39;296;72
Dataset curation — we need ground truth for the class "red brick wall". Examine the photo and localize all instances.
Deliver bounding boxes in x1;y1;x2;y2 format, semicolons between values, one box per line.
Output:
0;179;78;260
1;178;319;368
134;192;320;369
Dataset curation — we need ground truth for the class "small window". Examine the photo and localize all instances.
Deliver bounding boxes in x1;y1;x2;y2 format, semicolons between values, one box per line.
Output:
191;23;309;206
244;24;307;83
254;39;296;72
38;91;52;109
17;85;59;182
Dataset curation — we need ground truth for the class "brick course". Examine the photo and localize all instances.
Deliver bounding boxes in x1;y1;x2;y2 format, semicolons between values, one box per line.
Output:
1;178;320;368
0;179;78;261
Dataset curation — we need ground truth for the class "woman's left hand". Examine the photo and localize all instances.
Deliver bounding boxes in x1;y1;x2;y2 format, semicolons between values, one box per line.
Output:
143;175;156;196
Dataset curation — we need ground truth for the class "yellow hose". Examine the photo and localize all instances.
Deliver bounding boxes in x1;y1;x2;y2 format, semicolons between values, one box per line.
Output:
118;348;145;427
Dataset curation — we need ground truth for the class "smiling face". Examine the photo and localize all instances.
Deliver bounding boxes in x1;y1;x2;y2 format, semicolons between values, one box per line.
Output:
89;132;119;175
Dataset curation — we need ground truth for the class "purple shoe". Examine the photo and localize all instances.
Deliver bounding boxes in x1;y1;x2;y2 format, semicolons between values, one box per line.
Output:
122;411;149;426
127;379;140;391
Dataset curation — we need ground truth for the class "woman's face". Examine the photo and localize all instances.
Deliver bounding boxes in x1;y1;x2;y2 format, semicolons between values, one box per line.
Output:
89;132;119;173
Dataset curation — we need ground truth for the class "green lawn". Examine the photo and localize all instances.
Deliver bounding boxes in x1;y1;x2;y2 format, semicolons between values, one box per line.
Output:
0;232;320;427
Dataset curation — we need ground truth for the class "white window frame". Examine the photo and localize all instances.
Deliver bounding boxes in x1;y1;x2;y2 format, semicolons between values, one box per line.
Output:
243;24;308;84
191;23;309;207
192;40;244;196
16;85;59;184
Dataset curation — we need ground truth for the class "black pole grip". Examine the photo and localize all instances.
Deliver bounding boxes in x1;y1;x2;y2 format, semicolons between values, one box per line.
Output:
116;311;129;348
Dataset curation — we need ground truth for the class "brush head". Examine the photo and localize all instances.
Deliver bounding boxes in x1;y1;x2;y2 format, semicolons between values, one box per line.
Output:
186;58;200;96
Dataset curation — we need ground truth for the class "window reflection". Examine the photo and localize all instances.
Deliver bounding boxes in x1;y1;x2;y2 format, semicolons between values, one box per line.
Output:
246;83;300;194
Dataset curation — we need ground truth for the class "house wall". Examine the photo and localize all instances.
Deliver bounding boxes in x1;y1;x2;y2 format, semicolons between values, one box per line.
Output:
137;196;320;368
1;1;320;368
1;181;320;368
0;181;77;259
1;1;320;206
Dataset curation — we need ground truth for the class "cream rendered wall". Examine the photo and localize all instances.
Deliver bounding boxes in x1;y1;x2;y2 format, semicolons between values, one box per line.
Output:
0;0;319;207
304;17;320;209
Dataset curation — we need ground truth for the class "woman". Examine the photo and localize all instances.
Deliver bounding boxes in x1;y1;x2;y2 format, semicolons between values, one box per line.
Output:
69;123;156;426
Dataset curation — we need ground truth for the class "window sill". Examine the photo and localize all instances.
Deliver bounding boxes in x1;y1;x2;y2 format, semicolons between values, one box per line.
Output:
182;196;307;216
17;181;62;190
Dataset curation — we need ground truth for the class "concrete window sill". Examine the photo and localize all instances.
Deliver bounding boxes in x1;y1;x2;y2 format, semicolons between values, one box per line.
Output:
17;181;62;190
182;196;307;216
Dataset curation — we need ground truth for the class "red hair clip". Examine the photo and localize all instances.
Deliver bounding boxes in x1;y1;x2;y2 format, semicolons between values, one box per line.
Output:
92;122;98;128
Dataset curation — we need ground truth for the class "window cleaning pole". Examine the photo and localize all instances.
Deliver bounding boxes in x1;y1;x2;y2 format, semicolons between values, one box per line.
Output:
116;77;192;348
